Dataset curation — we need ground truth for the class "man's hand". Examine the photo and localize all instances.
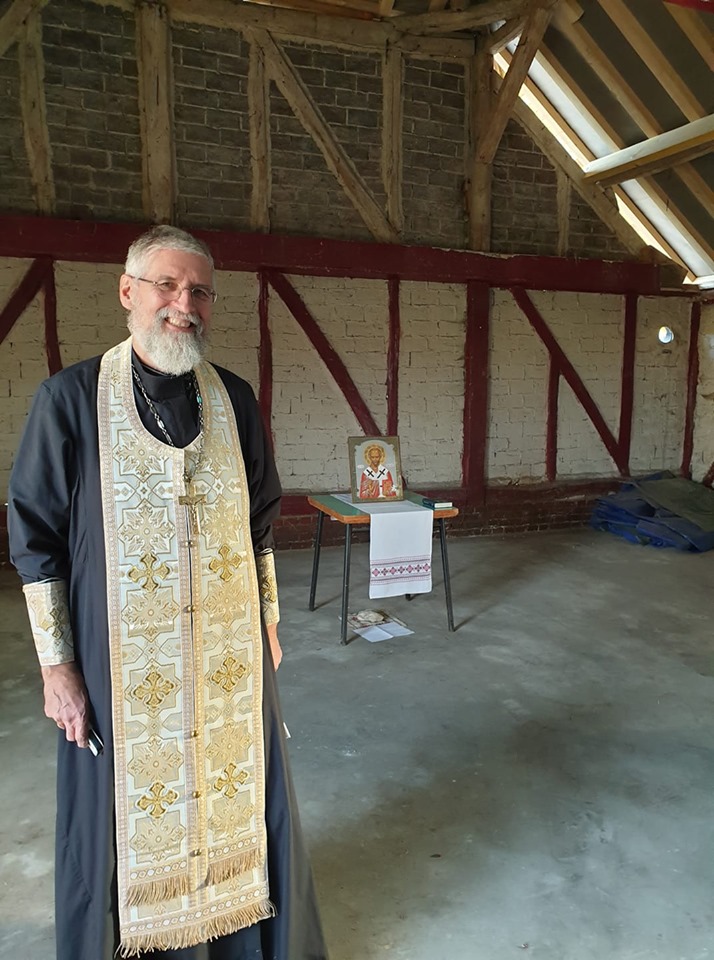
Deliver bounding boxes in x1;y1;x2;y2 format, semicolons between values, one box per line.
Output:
41;662;91;748
266;623;283;670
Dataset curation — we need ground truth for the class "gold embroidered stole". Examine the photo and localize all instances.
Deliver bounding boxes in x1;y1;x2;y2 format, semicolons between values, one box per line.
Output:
98;339;273;956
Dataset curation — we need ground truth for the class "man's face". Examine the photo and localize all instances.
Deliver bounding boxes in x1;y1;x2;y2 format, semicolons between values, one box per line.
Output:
367;448;382;468
119;248;215;374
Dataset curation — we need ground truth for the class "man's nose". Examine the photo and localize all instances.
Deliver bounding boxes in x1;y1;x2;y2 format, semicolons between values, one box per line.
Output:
174;285;195;310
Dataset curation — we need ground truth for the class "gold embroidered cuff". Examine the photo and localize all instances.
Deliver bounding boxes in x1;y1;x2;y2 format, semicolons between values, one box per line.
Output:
22;580;75;666
255;552;279;626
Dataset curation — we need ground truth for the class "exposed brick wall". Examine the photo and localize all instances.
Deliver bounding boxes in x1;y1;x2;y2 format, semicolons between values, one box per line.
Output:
568;191;631;260
402;58;466;249
271;477;618;550
172;23;252;231
0;8;641;260
492;120;559;256
269;90;371;241
42;0;143;221
283;42;385;209
0;52;36;214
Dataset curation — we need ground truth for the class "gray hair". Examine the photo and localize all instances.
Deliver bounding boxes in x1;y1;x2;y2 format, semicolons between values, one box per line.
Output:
124;225;214;277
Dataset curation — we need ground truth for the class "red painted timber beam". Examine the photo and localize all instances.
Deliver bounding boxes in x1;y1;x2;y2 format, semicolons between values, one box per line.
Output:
267;271;382;437
617;293;638;473
257;270;273;447
546;361;559;482
0;216;663;296
43;262;62;375
511;287;627;475
462;282;490;500
386;277;400;436
681;301;701;477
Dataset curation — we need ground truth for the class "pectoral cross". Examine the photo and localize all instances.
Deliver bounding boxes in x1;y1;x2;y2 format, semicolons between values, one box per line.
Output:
179;478;206;536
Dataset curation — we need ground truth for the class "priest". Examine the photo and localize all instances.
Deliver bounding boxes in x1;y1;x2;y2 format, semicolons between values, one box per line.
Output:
8;225;328;960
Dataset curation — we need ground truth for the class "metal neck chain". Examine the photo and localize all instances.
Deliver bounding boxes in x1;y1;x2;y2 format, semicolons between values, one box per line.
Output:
131;364;205;481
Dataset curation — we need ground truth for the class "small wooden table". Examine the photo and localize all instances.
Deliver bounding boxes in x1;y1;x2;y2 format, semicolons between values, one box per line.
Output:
307;492;459;644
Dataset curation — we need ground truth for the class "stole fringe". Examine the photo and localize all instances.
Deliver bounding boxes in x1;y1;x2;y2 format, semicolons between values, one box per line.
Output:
118;896;276;957
126;873;191;908
205;847;262;887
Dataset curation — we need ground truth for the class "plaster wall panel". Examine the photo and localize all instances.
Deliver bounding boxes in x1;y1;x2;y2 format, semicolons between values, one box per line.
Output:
285;275;389;431
487;290;548;481
269;288;361;493
398;281;465;486
54;261;128;367
0;260;46;497
630;297;690;474
208;270;260;389
531;291;623;478
692;303;714;483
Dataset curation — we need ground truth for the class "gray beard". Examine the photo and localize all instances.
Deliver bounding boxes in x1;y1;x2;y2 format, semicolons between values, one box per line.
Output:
128;307;207;375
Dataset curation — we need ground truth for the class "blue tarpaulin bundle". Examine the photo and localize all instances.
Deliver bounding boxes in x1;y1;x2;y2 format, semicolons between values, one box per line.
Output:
590;474;714;552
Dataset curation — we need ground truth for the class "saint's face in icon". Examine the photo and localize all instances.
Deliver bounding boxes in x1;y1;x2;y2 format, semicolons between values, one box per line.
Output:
365;444;385;470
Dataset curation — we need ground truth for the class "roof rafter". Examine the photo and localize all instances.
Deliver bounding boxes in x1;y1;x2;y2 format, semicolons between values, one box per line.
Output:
583;116;714;187
535;43;714;265
597;0;707;122
665;3;714;73
554;0;714;218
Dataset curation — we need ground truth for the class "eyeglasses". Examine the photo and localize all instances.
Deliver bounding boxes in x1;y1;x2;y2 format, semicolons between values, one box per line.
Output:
129;275;218;304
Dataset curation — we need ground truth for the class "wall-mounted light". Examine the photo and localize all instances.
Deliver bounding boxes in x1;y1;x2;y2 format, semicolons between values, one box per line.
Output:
658;326;675;344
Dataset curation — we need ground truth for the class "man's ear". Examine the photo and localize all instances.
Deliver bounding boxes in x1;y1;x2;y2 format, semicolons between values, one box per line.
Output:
119;274;134;310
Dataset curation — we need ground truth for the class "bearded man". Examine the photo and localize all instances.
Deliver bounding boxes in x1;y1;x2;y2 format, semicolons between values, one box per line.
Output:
8;226;328;960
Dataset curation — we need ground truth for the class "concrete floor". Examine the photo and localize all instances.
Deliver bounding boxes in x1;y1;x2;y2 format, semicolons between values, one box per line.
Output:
1;529;713;960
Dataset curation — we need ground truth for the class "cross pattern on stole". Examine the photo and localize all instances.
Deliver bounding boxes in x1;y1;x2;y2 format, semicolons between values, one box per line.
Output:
215;762;249;799
128;552;170;593
209;545;243;582
137;781;179;819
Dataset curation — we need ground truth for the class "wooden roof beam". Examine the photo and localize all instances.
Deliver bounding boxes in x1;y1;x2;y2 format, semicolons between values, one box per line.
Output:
486;15;526;53
597;0;707;122
476;0;555;164
392;0;527;36
167;0;474;57
584;115;714;187
0;0;50;58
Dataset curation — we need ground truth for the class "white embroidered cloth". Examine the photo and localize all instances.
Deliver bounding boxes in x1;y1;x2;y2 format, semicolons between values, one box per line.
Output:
333;495;433;599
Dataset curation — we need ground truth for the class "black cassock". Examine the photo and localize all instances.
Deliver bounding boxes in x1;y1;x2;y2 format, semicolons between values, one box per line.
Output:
8;353;328;960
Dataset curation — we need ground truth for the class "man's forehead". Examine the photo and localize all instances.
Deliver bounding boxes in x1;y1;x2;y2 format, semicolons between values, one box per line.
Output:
144;247;213;279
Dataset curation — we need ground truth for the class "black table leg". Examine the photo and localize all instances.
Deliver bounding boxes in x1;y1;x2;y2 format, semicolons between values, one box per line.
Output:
340;524;352;645
308;510;324;612
438;517;455;632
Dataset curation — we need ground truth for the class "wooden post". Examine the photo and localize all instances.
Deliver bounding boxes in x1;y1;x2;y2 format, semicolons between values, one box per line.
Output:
249;39;271;233
468;35;493;251
18;10;54;215
556;167;571;257
382;41;403;234
135;0;175;223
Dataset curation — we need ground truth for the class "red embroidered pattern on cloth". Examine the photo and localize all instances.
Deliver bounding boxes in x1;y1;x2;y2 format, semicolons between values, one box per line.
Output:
371;557;431;581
